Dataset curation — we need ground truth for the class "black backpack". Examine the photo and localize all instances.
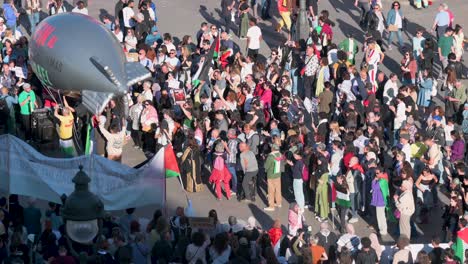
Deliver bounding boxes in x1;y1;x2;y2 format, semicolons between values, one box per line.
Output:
0;96;9;125
335;61;348;83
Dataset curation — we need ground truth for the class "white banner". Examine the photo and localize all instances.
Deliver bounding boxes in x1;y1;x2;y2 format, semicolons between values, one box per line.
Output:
0;135;165;211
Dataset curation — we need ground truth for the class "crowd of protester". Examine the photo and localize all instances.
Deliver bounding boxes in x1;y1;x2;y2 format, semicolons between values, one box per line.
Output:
0;0;467;263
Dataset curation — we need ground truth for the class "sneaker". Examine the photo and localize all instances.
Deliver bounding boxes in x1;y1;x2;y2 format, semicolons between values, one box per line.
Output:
242;199;252;203
348;217;359;223
388;46;393;51
304;205;309;209
133;145;140;149
275;204;282;208
231;191;236;195
264;207;275;211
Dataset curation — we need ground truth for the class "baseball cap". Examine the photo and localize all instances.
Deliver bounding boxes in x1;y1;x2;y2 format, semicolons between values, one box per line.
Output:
23;83;31;89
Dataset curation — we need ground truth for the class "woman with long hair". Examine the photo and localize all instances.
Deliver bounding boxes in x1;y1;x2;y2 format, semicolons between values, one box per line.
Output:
140;100;158;156
453;24;464;62
278;75;292;93
124;29;137;52
179;45;193;85
154;45;168;68
181;134;203;193
415;167;438;223
315;57;330;97
335;174;351;233
442;194;463;242
417;69;433;114
400;51;417;85
386;1;405;51
367;4;385;47
266;62;280;85
238;0;250;38
209;232;231;263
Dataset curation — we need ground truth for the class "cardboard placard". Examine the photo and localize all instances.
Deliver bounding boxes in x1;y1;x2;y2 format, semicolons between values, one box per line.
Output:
126;52;139;62
172;88;186;104
189;217;215;229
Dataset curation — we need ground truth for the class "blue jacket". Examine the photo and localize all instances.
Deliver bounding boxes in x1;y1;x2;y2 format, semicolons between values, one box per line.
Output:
386;9;403;27
3;4;17;27
0;94;18;110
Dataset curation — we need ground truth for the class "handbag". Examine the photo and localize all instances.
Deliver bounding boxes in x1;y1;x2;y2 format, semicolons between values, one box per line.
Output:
388;24;399;32
393;208;401;219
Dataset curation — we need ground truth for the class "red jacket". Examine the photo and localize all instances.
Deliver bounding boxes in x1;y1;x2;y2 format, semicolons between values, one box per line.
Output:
278;0;289;12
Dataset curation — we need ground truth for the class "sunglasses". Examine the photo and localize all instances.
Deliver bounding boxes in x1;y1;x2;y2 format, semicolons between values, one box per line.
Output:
170;52;175;55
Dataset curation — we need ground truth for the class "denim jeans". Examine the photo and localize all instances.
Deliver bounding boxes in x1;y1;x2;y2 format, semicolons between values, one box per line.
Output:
349;193;358;218
293;179;305;210
290;68;299;96
228;163;237;192
29;12;40;34
387;29;403;47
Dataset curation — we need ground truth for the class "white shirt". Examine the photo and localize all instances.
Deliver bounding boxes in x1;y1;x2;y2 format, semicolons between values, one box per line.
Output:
383;79;397;105
401;143;411;163
241;62;254;81
247;26;262;50
122;6;135;28
114;31;123;42
72;7;88;15
124;35;137;51
395;11;402;29
166;57;180;69
141;89;153;101
367;48;380;65
394;102;406;129
164;42;176;53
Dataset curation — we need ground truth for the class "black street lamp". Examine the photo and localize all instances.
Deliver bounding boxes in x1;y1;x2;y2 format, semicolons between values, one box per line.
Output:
61;166;104;244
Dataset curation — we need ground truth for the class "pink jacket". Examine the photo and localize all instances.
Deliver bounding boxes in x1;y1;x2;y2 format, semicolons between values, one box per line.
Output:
140;105;158;127
288;209;302;235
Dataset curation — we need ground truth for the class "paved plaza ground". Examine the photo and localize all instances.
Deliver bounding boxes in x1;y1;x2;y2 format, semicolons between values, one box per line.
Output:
3;0;468;244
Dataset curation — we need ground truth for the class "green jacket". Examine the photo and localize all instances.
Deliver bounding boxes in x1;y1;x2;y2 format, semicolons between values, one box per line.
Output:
265;151;282;179
453;85;467;106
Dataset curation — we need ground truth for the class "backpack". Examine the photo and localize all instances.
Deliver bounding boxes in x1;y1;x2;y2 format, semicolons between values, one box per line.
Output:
302;163;309;181
349;236;361;256
0;96;9;125
335;61;348;82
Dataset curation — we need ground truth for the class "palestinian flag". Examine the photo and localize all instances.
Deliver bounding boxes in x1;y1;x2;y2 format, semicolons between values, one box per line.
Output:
213;34;220;61
220;48;233;69
379;175;396;223
84;122;93;155
454;228;468;262
336;190;351;208
192;34;220;83
164;144;180;178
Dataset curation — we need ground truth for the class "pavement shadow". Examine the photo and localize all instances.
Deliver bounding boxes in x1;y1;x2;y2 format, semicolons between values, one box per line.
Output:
248;203;274;229
328;0;361;23
336;18;365;44
199;5;224;30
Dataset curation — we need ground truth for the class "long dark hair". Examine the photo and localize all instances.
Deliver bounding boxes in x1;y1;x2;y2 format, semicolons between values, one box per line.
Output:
213;232;229;254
